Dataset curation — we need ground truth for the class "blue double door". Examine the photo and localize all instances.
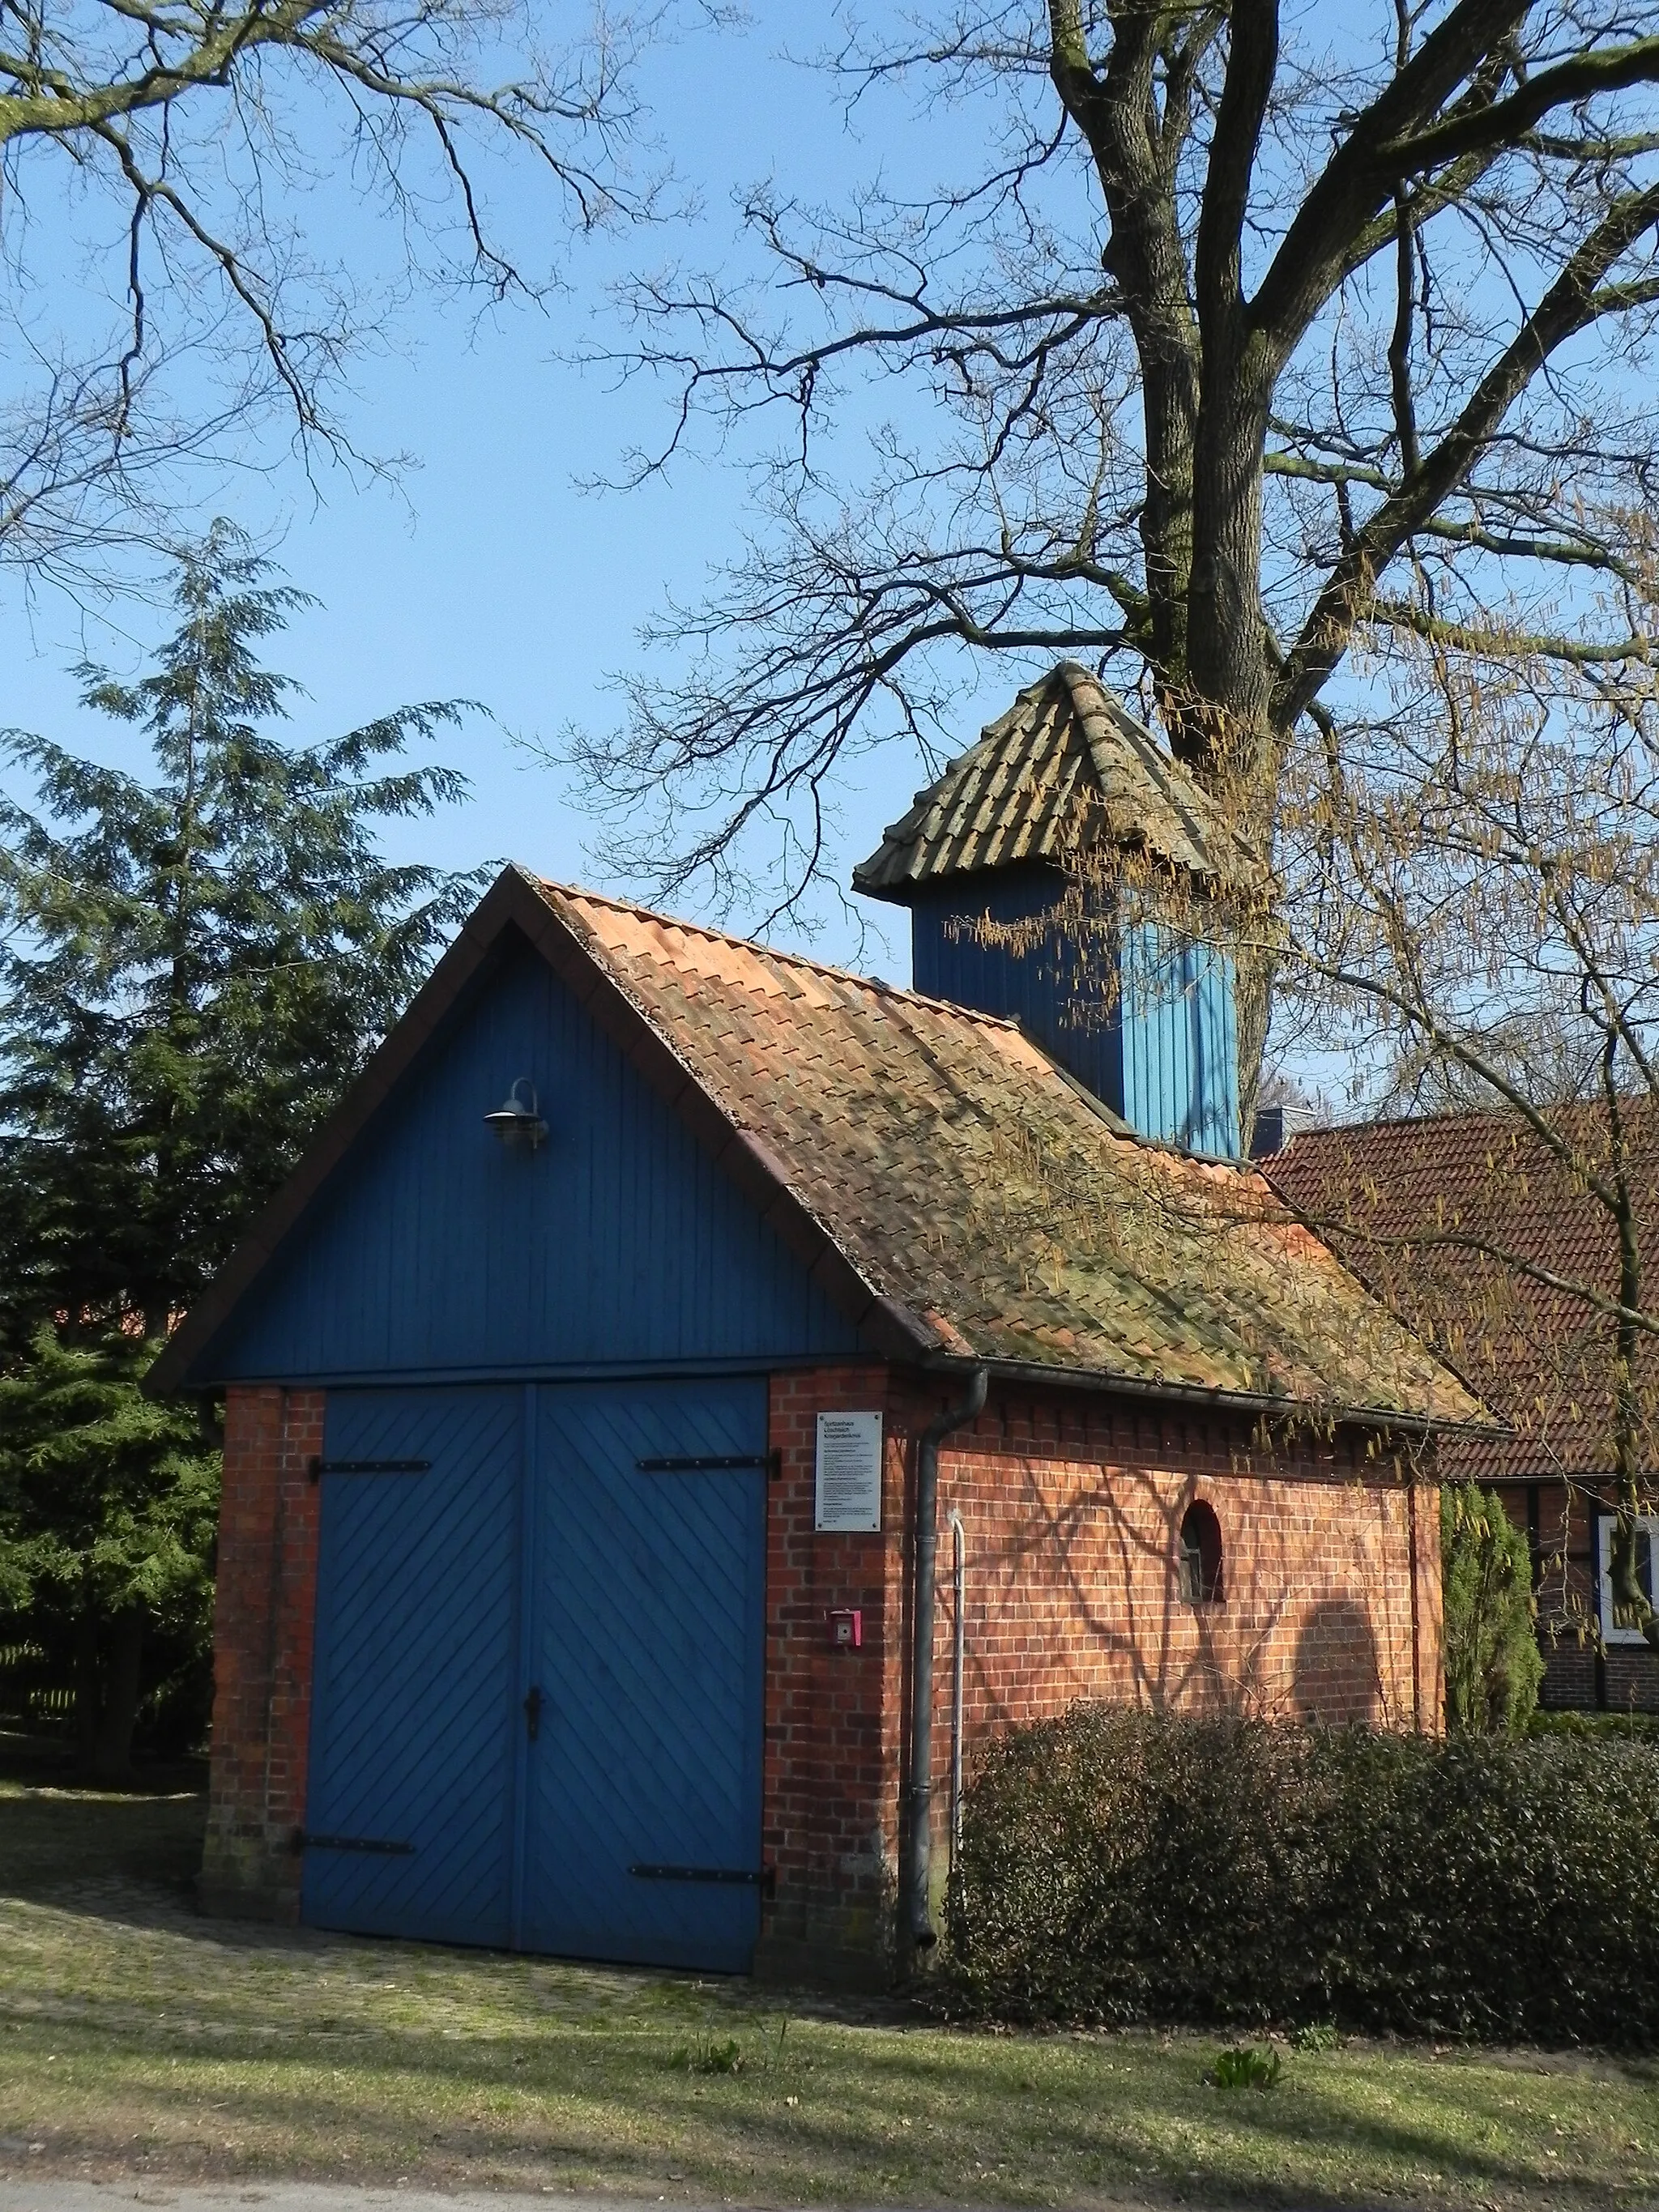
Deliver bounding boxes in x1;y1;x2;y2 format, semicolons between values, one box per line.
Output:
301;1378;768;1971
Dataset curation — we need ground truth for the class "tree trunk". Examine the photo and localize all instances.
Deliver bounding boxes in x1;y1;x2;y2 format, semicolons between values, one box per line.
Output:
1231;941;1276;1154
73;1599;101;1767
1052;8;1201;692
91;1607;145;1781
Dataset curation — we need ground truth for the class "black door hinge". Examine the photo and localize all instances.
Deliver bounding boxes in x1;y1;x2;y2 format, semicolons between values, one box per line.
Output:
635;1451;781;1478
309;1457;432;1484
629;1862;775;1893
297;1831;416;1856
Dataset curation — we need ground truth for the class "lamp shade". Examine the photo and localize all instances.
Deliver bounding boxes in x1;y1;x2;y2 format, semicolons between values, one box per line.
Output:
484;1078;548;1152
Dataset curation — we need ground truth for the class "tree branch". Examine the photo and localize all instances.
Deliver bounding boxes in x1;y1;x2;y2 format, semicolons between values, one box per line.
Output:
1384;34;1659;175
1196;0;1279;339
1250;0;1529;360
1273;177;1659;728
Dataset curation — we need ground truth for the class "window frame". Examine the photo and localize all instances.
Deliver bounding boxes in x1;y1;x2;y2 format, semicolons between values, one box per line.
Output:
1178;1498;1225;1607
1595;1509;1659;1646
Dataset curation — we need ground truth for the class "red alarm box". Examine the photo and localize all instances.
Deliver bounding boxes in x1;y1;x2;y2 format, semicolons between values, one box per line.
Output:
827;1607;864;1650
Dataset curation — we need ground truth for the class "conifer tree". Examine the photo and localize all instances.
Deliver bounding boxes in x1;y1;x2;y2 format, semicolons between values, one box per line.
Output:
0;522;483;1346
0;523;482;1769
0;1329;220;1777
1442;1485;1546;1736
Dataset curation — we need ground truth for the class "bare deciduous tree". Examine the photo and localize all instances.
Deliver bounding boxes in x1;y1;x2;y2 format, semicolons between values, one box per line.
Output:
1;0;662;585
1266;637;1659;1649
573;0;1659;1119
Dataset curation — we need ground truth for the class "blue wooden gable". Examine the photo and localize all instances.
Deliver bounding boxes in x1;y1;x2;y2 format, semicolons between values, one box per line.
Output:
201;936;864;1386
910;866;1241;1157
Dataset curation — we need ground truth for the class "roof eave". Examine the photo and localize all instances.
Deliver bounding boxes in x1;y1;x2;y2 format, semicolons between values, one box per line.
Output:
847;859;913;906
913;1347;1499;1440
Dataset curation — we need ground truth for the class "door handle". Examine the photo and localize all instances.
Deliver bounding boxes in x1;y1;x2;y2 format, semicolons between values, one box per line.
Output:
523;1684;544;1741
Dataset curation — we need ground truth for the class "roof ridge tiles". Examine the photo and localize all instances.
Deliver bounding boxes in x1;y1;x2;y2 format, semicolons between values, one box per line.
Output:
851;659;1242;899
532;874;1030;1034
1280;1099;1659;1147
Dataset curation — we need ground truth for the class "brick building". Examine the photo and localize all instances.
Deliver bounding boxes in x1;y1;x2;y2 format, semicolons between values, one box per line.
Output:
151;670;1476;1984
1269;1107;1659;1714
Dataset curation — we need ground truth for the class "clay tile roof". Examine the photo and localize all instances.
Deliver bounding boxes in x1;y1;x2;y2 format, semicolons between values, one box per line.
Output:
1267;1108;1659;1480
852;661;1247;901
539;879;1480;1429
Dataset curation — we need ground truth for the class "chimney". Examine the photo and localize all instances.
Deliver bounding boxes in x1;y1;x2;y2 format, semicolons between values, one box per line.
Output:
1248;1101;1321;1159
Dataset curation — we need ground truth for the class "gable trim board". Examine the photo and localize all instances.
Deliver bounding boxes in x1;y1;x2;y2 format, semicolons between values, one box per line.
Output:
152;867;1486;1439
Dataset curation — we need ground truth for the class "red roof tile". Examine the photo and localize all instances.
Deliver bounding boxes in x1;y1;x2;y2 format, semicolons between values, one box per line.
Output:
543;880;1478;1427
1267;1108;1659;1480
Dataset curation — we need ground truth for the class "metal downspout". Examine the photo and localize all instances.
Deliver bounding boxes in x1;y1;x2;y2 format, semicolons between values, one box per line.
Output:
904;1367;987;1961
949;1511;966;1875
1408;1477;1422;1732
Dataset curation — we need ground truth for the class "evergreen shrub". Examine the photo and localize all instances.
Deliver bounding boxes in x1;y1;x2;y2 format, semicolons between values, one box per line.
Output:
1530;1707;1659;1741
943;1706;1659;2046
1441;1485;1545;1733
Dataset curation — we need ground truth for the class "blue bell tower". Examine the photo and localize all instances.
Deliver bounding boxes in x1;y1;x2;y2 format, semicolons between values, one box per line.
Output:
853;663;1243;1157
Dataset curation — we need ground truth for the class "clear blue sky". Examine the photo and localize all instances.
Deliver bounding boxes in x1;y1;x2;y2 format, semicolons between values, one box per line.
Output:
0;5;1033;985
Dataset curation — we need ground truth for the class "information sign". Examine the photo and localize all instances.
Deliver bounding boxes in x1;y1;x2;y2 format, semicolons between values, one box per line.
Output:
814;1411;883;1532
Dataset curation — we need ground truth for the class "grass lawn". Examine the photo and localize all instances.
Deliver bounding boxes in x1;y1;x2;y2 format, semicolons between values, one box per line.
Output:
1;1775;1657;2207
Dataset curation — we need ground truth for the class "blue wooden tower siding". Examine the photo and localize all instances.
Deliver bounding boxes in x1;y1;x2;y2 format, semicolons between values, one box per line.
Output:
155;664;1384;1979
906;879;1239;1157
851;660;1245;1157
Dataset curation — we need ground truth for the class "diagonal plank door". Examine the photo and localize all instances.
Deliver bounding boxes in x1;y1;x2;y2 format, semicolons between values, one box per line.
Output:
303;1386;522;1946
522;1378;768;1971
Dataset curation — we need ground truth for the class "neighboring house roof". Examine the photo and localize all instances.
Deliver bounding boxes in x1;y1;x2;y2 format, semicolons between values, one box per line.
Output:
852;661;1247;900
1267;1108;1659;1482
153;866;1479;1430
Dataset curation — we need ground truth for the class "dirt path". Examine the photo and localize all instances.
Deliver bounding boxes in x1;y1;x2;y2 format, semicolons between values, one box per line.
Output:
0;2189;1163;2212
0;2186;738;2212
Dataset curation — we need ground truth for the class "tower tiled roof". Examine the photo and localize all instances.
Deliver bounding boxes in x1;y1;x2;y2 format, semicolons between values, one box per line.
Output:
852;662;1246;900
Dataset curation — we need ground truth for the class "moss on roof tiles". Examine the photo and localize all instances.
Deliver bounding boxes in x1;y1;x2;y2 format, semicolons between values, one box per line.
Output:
541;879;1479;1428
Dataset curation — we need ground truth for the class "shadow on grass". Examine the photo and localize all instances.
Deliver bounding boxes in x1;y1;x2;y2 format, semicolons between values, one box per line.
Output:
4;1997;1653;2211
0;1776;207;1902
5;1769;1657;2208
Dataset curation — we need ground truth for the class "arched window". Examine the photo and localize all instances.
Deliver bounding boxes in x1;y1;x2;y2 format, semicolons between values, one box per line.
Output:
1179;1501;1224;1605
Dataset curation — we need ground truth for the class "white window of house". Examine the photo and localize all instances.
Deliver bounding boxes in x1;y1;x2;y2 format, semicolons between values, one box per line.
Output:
1597;1512;1659;1644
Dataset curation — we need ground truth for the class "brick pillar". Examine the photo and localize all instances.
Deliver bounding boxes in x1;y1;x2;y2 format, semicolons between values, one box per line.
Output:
200;1384;325;1921
755;1364;901;1988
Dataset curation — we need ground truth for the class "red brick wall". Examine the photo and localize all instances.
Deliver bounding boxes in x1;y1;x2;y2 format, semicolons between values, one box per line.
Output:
759;1364;904;1980
198;1368;1439;1974
932;1392;1439;1736
200;1383;324;1920
1493;1480;1659;1712
757;1368;1441;1983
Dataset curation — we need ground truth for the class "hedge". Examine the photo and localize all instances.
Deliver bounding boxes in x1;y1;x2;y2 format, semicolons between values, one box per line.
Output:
1530;1707;1659;1741
943;1706;1659;2047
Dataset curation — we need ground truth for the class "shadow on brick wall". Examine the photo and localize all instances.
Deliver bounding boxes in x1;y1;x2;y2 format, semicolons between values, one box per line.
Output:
1292;1597;1383;1724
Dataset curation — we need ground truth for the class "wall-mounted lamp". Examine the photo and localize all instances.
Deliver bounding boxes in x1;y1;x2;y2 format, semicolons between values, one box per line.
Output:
484;1077;548;1153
